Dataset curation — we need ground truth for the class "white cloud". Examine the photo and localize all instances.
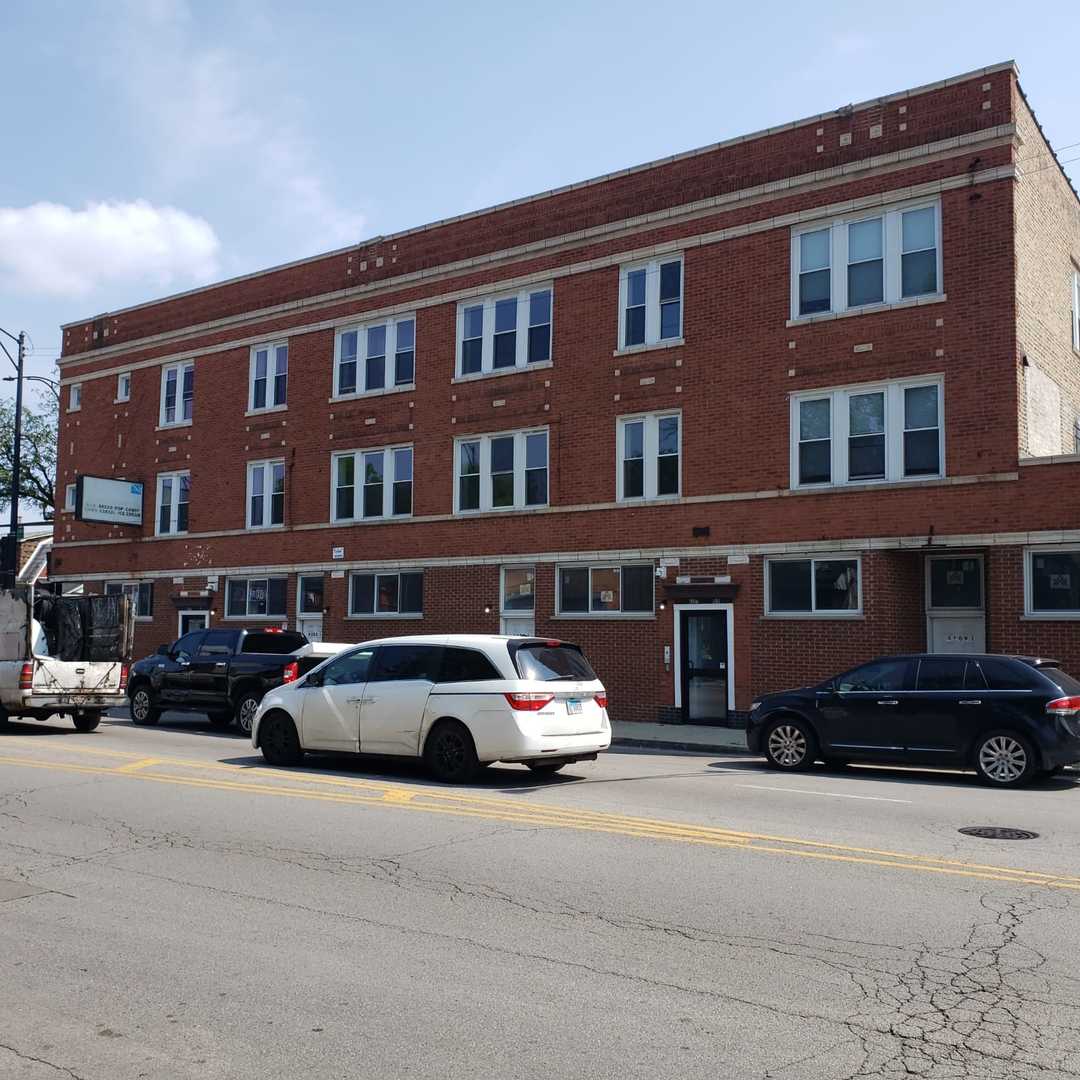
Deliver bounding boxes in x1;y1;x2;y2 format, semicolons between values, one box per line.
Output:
0;200;219;299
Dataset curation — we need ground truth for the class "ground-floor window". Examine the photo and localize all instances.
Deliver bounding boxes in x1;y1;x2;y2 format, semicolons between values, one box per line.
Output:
557;563;654;615
226;577;288;617
105;581;153;618
1027;549;1080;616
349;571;423;616
765;556;861;616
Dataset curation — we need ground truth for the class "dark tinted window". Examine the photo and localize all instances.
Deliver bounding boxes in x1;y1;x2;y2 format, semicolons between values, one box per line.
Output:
198;629;236;657
978;658;1041;691
241;631;307;655
622;565;654;613
400;573;423;614
299;575;324;614
513;643;597;681
1030;551;1080;612
267;578;287;615
321;648;374;686
837;659;910;693
370;644;442;682
172;631;205;658
964;662;988;690
559;568;588;613
1033;666;1080;696
769;560;812;612
439;647;501;683
917;658;966;691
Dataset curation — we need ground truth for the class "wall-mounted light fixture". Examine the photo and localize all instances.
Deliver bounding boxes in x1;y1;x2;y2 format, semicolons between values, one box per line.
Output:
483;605;492;615
659;600;667;611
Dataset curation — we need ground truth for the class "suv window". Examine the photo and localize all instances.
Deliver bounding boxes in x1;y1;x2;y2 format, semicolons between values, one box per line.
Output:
321;648;374;687
370;644;443;682
837;659;910;693
439;647;501;683
241;631;307;655
172;631;205;659
513;643;597;681
197;629;235;658
916;658;966;691
978;658;1041;691
1038;667;1080;696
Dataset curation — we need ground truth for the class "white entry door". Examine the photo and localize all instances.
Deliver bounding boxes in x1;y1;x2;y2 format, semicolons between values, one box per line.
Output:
178;610;209;637
297;615;324;642
926;555;985;653
501;616;535;636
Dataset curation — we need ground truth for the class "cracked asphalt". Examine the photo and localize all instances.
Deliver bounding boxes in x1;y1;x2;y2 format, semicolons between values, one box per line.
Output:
1;712;1079;1079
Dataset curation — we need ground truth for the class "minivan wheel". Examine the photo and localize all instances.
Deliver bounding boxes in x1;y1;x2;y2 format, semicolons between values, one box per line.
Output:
974;731;1036;787
763;718;818;771
234;692;261;736
130;687;160;726
527;761;566;775
259;712;304;767
424;721;479;784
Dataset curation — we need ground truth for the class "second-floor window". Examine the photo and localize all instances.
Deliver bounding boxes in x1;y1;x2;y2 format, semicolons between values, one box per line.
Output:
247;459;285;529
618;412;680;501
160;362;194;426
333;445;413;522
618;256;683;349
156;471;190;535
335;316;415;397
64;483;76;512
456;286;552;377
791;201;941;319
250;342;288;411
455;429;548;513
790;377;943;489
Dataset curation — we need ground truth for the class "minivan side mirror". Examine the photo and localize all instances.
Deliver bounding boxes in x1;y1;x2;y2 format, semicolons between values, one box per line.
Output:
156;644;170;656
305;672;323;688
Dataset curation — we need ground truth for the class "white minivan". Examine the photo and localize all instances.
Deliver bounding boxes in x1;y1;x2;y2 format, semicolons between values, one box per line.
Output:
251;634;611;782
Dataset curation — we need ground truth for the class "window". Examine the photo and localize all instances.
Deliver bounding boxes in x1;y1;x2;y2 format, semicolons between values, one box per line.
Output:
370;644;443;682
791;201;941;318
116;373;131;402
155;471;190;535
105;581;153;618
321;648;375;686
454;429;548;513
513;642;598;680
68;383;82;412
501;567;535;613
790;378;943;488
455;286;553;377
197;630;235;658
298;575;324;615
837;659;910;693
247;459;285;529
332;444;413;521
249;342;288;411
159;362;194;426
226;577;288;617
335;315;416;397
64;483;77;513
617;412;680;500
439;647;502;682
557;563;654;615
766;557;860;616
1072;270;1079;353
916;658;966;691
349;571;423;616
618;256;683;349
1026;549;1080;617
928;558;982;610
978;657;1042;691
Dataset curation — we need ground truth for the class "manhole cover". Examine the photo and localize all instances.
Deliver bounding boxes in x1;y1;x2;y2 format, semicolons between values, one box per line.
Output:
959;826;1039;841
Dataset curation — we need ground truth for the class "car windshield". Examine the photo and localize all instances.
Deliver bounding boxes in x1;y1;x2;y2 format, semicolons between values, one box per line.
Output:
513;643;597;681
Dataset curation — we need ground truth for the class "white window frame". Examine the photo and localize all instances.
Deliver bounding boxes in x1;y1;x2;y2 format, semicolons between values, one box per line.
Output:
454;283;554;378
347;570;424;618
616;410;682;502
500;565;536;615
764;555;863;619
617;255;684;350
789;198;943;320
105;580;154;620
68;383;82;412
116;372;132;403
1024;545;1080;620
453;427;549;514
64;483;77;513
159;361;194;427
330;443;413;523
246;458;285;530
556;562;655;618
155;470;190;536
333;314;417;399
248;341;288;413
224;576;289;619
789;375;945;490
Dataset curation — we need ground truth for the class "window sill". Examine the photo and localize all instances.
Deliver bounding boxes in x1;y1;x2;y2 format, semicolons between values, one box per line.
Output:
550;613;656;620
222;615;288;622
245;404;288;418
156;420;193;431
787;293;946;327
113;399;131;406
154;532;189;539
246;524;286;532
346;613;424;620
331;515;414;526
454;505;548;517
329;384;416;404
617;494;681;506
613;338;684;358
1021;613;1080;621
66;408;82;415
135;616;155;623
791;473;943;493
762;612;864;620
452;360;553;384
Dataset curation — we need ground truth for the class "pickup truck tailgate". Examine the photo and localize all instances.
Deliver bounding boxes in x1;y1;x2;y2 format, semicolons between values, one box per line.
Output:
32;659;124;693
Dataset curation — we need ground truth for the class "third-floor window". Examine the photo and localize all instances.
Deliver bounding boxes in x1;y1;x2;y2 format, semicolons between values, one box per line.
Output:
159;362;194;426
249;342;288;412
335;315;415;397
456;285;552;378
332;444;413;522
618;256;683;349
455;428;548;513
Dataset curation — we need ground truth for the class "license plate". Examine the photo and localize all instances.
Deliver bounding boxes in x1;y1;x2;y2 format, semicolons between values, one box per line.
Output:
566;699;582;715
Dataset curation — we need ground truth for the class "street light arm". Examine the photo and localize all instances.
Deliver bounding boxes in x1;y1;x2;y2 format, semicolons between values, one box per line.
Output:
0;326;21;347
0;339;16;375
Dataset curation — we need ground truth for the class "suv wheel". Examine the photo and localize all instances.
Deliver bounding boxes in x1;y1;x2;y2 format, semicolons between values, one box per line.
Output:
130;687;160;726
763;717;818;771
234;692;261;736
259;712;304;767
424;721;479;784
974;731;1036;787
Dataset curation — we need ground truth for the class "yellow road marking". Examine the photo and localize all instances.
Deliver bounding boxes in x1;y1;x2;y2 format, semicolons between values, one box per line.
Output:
1;749;1078;891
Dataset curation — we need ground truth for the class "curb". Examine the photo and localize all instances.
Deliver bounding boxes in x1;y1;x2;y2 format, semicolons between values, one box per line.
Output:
612;735;751;755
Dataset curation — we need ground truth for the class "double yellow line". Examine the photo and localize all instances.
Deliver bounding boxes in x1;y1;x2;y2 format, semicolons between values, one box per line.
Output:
2;740;1078;892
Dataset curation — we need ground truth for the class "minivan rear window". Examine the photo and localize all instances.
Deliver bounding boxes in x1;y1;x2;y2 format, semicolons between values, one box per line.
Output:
513;643;597;681
241;631;307;655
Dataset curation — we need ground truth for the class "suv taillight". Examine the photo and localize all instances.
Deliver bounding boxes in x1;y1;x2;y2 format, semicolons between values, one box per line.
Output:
282;661;299;684
504;692;554;712
18;662;33;691
595;692;608;710
119;664;129;691
1047;696;1080;716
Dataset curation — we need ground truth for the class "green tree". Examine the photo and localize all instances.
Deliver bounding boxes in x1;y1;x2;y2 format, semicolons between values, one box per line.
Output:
0;391;58;519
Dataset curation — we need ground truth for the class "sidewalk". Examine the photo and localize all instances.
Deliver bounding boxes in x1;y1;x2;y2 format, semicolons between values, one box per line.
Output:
611;721;748;754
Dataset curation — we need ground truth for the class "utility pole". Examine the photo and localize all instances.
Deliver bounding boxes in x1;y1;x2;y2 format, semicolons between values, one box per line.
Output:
0;327;27;587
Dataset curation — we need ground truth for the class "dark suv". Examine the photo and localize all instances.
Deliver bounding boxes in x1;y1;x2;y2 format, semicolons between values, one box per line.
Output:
747;654;1080;787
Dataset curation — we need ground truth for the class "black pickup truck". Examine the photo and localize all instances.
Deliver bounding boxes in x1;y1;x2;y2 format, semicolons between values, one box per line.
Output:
127;627;322;734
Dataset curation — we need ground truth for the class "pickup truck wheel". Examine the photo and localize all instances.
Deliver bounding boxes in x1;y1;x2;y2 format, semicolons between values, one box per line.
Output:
72;711;102;733
260;711;304;766
207;712;234;729
129;687;160;726
234;692;261;736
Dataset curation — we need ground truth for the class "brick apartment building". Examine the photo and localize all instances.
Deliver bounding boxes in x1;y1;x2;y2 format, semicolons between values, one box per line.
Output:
51;61;1080;726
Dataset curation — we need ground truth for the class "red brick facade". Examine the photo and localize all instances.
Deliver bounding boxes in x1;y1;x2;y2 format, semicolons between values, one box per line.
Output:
52;63;1080;724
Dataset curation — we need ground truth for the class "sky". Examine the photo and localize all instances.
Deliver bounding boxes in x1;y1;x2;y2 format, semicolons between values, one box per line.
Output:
1;0;1078;400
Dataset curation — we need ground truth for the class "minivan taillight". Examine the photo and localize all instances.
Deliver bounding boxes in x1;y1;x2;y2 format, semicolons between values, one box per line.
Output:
1047;696;1080;716
119;664;129;691
18;662;33;691
282;661;299;684
595;692;608;710
504;692;554;712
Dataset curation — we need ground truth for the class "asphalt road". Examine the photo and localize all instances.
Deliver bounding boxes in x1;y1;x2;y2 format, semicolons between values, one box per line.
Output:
2;711;1079;1080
